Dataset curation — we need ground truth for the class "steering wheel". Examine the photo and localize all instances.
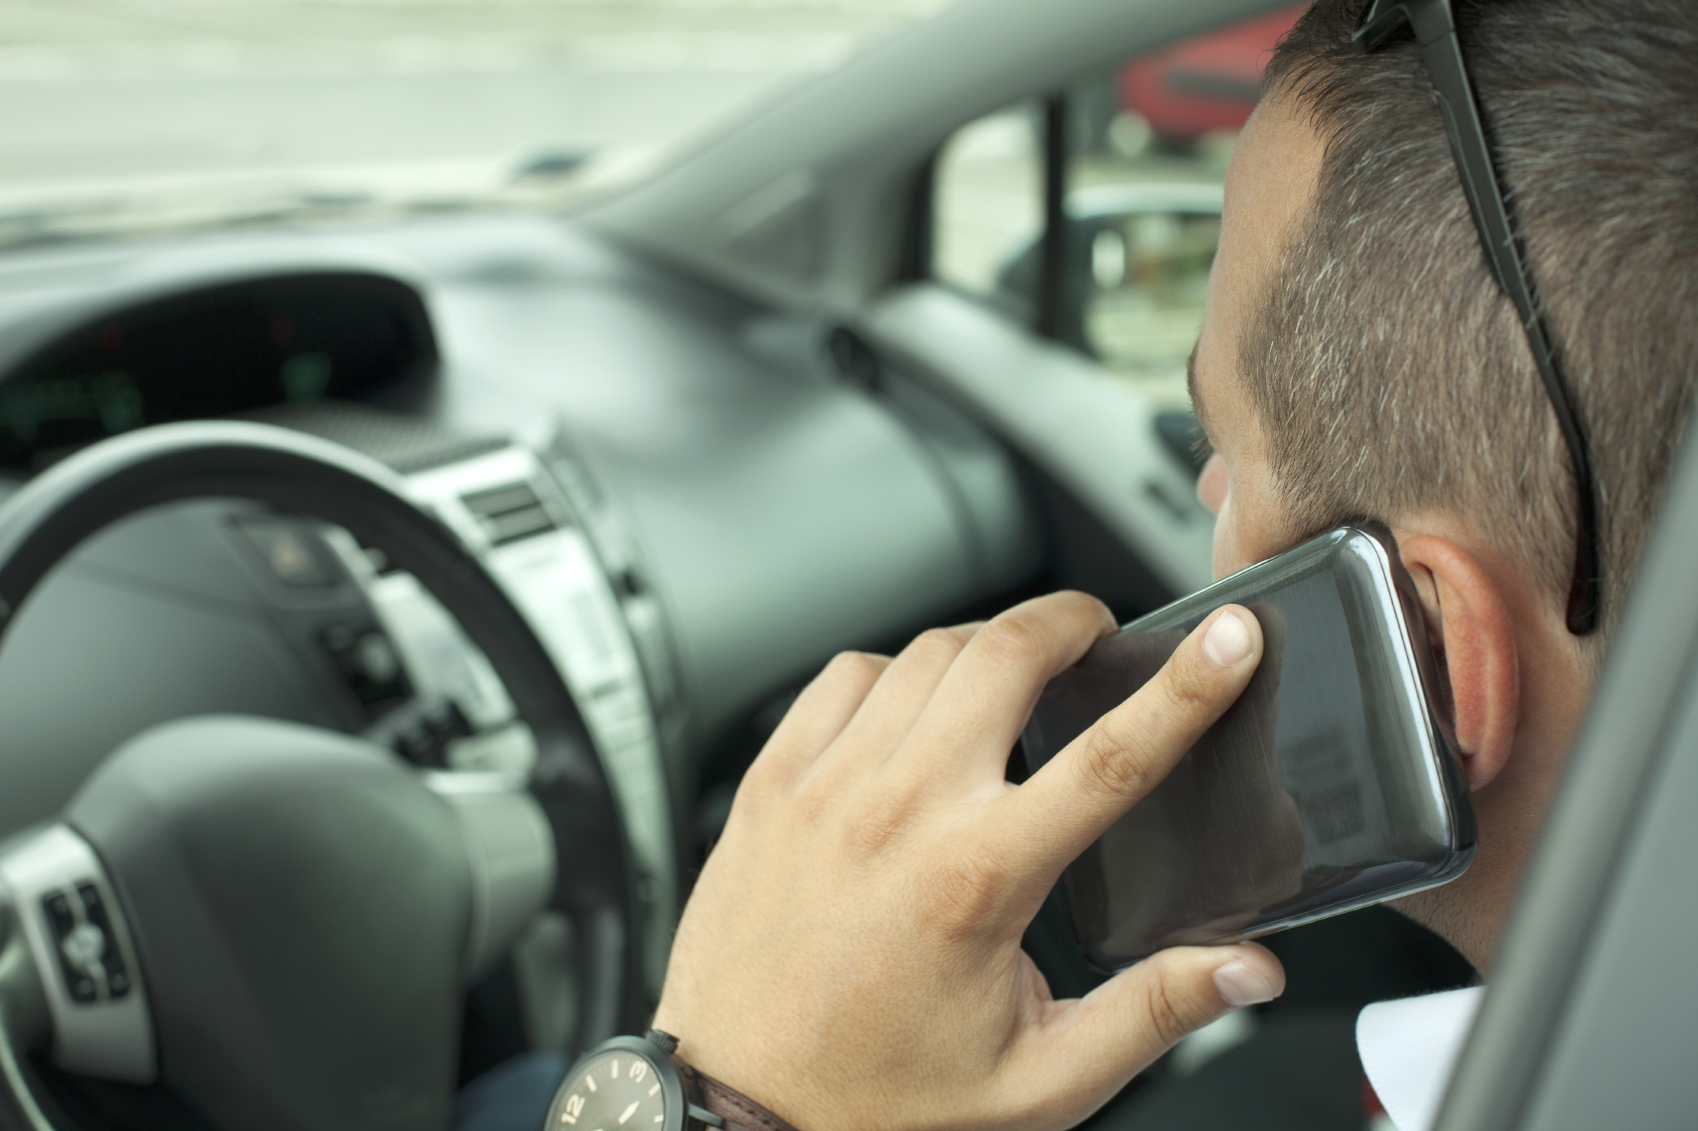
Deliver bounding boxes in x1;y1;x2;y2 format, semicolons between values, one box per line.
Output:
0;421;642;1131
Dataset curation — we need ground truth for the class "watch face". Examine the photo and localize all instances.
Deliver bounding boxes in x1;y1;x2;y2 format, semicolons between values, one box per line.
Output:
549;1049;670;1130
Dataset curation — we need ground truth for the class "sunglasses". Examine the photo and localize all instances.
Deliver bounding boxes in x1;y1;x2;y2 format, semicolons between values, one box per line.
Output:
1353;0;1599;635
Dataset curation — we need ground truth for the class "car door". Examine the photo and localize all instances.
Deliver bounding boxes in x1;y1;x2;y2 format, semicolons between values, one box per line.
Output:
1434;393;1698;1129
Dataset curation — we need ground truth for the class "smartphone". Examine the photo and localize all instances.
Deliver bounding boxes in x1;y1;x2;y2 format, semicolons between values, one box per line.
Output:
1021;525;1475;970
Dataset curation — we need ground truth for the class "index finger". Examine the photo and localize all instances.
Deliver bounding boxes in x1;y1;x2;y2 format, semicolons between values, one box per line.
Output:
1000;604;1263;878
887;591;1117;781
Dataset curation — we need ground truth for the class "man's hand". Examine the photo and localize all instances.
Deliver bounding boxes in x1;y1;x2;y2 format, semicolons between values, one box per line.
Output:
653;591;1284;1131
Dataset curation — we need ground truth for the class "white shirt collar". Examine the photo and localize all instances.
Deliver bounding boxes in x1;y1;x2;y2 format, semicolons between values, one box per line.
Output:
1357;985;1485;1131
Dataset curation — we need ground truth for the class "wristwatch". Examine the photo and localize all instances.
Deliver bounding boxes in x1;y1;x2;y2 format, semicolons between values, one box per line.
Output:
543;1029;798;1131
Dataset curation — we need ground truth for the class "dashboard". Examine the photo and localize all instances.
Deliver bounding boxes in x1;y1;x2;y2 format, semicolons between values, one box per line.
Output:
0;211;1057;1014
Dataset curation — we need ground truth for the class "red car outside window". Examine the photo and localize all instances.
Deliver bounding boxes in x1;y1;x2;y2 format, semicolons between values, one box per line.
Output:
1119;4;1307;143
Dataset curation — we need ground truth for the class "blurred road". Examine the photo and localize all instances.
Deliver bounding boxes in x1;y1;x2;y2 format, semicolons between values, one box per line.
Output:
0;0;946;205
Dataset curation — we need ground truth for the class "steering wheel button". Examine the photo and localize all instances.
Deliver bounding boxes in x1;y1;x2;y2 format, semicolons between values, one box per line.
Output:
43;891;75;938
356;633;400;683
76;884;137;990
323;622;412;710
422;697;471;740
234;518;347;588
62;922;107;973
77;881;107;920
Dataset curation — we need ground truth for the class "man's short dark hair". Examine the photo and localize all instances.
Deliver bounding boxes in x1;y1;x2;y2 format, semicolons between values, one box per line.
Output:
1250;0;1698;649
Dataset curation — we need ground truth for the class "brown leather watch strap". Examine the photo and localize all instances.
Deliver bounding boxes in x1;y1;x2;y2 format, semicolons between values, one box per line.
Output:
681;1064;801;1131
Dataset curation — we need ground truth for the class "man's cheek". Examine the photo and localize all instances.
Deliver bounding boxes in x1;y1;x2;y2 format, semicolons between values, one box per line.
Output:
1197;453;1229;515
1211;506;1241;581
1211;498;1274;581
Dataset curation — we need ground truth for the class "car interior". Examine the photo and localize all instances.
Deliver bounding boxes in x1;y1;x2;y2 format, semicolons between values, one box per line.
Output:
0;0;1691;1129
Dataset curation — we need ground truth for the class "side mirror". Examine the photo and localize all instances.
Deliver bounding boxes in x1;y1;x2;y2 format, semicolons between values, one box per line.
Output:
994;183;1222;383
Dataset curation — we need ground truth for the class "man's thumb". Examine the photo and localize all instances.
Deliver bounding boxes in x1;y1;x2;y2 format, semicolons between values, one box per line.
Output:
1066;943;1285;1075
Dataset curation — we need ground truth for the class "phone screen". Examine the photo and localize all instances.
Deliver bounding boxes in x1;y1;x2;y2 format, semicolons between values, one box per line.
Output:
1022;528;1474;969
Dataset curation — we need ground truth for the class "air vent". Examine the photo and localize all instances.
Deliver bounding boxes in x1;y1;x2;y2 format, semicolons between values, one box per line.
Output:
461;481;559;546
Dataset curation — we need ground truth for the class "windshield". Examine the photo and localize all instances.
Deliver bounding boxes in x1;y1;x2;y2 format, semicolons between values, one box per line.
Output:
0;0;946;249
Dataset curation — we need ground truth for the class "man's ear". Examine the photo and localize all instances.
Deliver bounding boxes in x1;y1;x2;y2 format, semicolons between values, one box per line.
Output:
1396;533;1519;790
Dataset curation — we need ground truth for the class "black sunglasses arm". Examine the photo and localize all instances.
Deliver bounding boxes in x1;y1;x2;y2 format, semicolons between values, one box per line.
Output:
1352;0;1600;634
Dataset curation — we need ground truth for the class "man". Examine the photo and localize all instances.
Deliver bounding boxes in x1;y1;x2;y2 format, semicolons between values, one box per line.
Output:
646;1;1698;1128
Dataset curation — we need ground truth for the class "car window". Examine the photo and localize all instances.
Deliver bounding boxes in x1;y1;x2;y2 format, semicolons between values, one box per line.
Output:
930;4;1304;406
933;101;1046;307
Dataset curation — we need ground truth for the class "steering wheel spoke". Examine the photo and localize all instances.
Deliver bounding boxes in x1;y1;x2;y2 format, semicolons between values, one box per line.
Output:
422;770;558;983
0;887;55;1131
0;825;154;1085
